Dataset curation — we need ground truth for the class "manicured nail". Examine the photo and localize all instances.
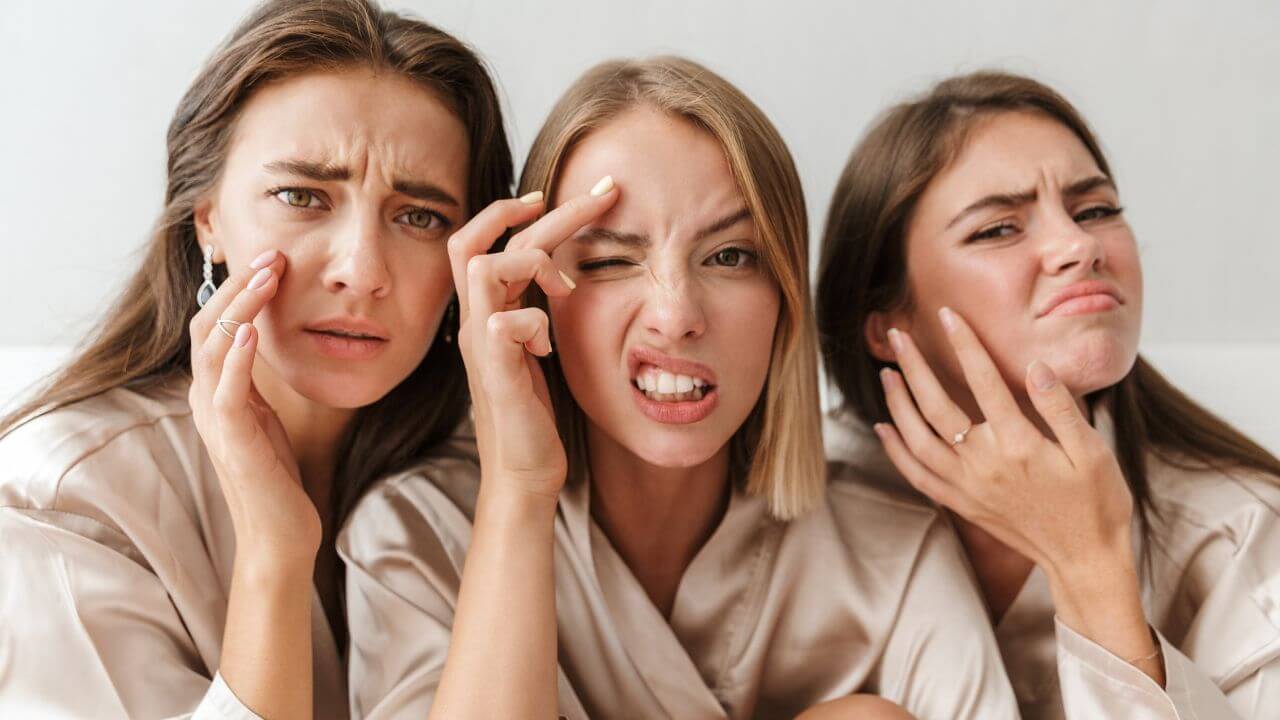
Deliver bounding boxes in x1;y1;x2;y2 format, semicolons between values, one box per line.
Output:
519;190;544;205
872;422;889;437
558;270;577;290
1028;360;1057;390
233;323;252;348
249;249;279;270
880;367;895;385
887;328;903;352
938;307;957;333
248;266;272;290
589;175;615;197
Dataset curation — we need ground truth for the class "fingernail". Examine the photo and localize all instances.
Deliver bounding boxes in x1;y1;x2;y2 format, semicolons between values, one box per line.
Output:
887;328;903;352
872;422;888;437
880;367;895;385
249;249;279;270
589;175;614;197
938;307;957;333
558;270;577;290
1029;360;1057;390
519;190;544;205
248;266;272;290
233;323;252;348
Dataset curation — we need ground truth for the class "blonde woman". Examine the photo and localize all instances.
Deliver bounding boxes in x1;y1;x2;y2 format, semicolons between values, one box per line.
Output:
0;1;512;717
340;58;1018;719
817;71;1280;718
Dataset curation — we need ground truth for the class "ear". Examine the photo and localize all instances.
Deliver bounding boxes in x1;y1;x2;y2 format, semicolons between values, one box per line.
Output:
193;197;225;263
864;309;911;364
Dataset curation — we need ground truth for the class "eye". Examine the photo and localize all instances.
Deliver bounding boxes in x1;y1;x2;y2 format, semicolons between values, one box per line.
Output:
968;223;1020;242
578;257;635;272
270;187;325;209
1074;205;1124;223
396;207;450;231
707;247;756;268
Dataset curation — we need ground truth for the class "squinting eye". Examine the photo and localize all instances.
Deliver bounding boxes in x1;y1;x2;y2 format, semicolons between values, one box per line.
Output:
1074;205;1124;223
275;188;317;208
397;208;447;230
710;248;754;267
968;223;1019;242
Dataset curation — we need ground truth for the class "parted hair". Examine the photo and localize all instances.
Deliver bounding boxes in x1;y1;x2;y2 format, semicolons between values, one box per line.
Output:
518;56;825;520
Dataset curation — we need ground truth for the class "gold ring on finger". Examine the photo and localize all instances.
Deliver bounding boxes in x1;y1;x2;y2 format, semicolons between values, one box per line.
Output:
951;424;973;446
216;319;243;340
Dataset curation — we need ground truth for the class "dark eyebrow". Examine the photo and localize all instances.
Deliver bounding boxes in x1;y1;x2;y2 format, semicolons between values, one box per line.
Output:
693;208;752;242
391;180;461;208
263;159;349;182
945;175;1116;230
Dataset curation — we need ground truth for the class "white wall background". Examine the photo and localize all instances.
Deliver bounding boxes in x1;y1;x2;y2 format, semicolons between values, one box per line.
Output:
2;1;1278;447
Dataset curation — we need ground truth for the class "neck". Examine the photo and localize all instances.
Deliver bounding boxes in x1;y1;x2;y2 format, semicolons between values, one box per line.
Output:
586;424;732;618
251;363;354;507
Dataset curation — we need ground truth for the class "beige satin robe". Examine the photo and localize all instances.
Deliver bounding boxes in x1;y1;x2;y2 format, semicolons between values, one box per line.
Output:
0;379;347;719
824;405;1280;719
338;424;1021;720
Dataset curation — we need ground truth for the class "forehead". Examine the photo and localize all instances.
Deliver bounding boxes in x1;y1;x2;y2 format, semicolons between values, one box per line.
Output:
226;67;469;183
917;111;1105;221
556;107;745;226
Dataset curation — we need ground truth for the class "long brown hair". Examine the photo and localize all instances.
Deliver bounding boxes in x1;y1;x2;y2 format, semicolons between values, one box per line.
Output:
816;70;1280;542
519;57;825;520
0;0;512;539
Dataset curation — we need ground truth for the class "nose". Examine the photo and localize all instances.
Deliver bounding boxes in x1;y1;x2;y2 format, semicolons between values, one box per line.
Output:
640;271;706;343
321;209;392;299
1040;207;1106;276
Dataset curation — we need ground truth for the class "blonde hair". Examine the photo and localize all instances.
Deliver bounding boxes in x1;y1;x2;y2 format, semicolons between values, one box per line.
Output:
520;56;824;520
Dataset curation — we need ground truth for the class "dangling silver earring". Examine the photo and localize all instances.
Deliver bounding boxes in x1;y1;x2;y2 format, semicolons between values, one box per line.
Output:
443;300;457;344
197;244;217;307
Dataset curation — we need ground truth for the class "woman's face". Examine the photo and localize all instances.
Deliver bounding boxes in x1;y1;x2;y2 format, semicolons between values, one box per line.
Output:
548;108;780;470
196;67;469;409
877;110;1143;410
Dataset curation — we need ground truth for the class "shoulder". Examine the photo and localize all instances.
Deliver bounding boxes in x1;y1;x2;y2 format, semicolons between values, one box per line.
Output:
339;419;481;565
1146;452;1280;546
0;378;197;512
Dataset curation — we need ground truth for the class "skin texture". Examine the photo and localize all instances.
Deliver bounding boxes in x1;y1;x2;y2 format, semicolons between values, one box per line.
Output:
434;108;878;718
866;111;1163;686
189;66;468;718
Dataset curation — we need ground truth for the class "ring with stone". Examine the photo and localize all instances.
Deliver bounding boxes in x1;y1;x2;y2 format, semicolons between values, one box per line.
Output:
951;424;973;446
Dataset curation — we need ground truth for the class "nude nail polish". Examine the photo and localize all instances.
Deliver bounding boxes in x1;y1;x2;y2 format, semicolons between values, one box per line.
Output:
249;249;278;270
248;266;272;290
519;191;544;204
589;175;614;197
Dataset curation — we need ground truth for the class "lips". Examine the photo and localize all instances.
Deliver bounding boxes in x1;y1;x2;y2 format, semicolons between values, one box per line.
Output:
627;347;719;424
1038;280;1124;318
303;316;390;360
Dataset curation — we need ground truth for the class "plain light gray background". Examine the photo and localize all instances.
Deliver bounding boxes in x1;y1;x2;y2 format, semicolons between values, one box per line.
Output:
1;1;1278;451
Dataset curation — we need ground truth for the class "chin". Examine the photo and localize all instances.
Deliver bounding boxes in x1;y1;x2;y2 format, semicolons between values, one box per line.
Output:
286;367;396;409
1043;330;1138;396
617;426;726;470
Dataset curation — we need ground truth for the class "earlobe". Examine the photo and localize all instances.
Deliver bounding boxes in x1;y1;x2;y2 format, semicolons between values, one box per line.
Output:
864;311;897;364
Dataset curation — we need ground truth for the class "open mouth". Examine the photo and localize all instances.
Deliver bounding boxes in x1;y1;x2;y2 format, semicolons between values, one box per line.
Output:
631;365;716;402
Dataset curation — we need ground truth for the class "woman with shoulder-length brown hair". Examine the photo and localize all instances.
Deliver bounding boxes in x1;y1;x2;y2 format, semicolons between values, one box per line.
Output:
817;70;1280;719
339;56;1020;720
0;0;512;717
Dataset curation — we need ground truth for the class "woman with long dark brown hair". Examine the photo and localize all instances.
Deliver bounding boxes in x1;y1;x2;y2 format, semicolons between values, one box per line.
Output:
817;70;1280;718
0;1;511;717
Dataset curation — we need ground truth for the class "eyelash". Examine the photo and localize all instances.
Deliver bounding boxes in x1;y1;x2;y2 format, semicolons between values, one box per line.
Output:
967;205;1125;243
266;186;451;232
576;246;758;273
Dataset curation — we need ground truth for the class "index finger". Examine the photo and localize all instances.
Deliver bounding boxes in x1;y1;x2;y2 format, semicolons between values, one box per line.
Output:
191;249;285;341
937;307;1026;432
447;194;547;318
506;175;620;256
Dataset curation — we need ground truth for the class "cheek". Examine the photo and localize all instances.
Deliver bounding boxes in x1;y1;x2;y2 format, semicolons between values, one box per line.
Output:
548;288;628;393
715;281;780;387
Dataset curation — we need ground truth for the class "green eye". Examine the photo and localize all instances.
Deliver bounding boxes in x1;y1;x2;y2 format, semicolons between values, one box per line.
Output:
284;189;313;207
404;209;435;228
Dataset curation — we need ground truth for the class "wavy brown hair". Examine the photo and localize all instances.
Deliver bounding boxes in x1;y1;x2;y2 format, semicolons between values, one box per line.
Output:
0;0;512;543
816;70;1280;543
519;57;825;520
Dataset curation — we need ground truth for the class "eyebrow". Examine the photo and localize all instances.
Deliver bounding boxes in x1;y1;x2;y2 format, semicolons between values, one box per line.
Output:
945;175;1116;230
574;207;753;248
263;159;461;208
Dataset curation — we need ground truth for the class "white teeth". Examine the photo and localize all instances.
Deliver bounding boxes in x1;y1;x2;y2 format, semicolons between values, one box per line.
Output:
639;386;705;403
675;374;694;393
693;377;706;388
657;373;676;394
